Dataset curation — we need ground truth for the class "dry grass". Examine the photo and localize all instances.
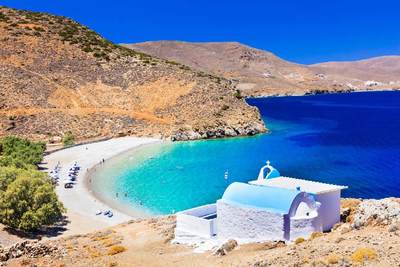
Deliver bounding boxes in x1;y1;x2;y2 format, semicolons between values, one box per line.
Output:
107;245;127;256
102;238;121;247
310;232;324;239
351;247;377;263
294;237;306;245
294;237;305;245
326;253;340;264
86;246;102;258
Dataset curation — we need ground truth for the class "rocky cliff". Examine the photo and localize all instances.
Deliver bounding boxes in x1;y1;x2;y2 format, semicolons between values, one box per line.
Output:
0;7;265;142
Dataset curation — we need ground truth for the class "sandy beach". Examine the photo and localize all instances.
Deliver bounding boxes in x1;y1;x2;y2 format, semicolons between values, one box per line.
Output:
43;137;161;237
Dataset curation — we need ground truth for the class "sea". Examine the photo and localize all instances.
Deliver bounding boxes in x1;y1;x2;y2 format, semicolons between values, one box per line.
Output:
91;91;400;215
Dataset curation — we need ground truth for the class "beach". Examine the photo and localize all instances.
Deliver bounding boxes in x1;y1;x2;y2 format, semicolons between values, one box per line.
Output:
43;137;161;237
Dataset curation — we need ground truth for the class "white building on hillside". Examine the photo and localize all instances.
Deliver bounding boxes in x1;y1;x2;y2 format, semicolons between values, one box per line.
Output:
175;162;347;244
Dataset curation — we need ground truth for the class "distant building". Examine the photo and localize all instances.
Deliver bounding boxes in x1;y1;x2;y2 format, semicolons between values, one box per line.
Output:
175;162;347;243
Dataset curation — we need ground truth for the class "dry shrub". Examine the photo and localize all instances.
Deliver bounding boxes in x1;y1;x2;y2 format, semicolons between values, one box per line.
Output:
102;238;121;247
311;259;328;266
326;253;340;264
310;232;324;239
108;245;127;255
86;246;102;258
351;247;377;263
294;237;305;244
93;234;112;242
341;198;362;209
20;258;31;265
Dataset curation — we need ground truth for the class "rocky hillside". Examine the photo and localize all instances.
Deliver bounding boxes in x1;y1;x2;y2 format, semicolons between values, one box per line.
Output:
0;7;265;142
310;56;400;87
125;41;400;96
1;198;400;266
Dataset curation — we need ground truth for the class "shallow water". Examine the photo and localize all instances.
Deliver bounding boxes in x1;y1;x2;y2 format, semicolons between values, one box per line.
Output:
91;91;400;215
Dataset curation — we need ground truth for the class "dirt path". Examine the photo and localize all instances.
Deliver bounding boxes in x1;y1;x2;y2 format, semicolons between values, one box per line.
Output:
0;107;171;124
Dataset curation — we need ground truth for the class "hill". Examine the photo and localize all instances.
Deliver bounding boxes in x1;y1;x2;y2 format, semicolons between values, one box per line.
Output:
0;7;265;142
125;41;400;96
124;41;324;96
310;56;400;86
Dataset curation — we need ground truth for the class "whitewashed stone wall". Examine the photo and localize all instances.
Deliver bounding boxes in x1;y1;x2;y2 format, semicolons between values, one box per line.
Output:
315;191;341;231
175;204;217;238
289;216;322;240
217;200;285;243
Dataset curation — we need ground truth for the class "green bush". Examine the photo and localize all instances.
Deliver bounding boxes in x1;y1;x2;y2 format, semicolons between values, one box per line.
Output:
0;136;46;168
0;168;65;231
233;89;242;99
0;12;9;22
82;46;93;52
62;131;75;147
0;136;65;232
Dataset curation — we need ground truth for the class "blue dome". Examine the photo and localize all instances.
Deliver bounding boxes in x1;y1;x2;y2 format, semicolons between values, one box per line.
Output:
221;182;301;214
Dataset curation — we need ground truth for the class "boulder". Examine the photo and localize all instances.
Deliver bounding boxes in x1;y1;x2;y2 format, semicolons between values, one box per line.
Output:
213;239;238;256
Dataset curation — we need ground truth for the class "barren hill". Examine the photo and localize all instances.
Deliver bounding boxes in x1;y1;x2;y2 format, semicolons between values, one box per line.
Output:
310;56;400;85
125;41;400;96
124;41;324;96
0;7;265;142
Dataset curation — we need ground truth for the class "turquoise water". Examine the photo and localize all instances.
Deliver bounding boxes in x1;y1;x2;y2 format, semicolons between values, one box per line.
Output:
91;91;400;215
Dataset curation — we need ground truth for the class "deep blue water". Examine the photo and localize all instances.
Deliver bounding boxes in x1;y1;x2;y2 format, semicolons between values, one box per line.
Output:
92;91;400;215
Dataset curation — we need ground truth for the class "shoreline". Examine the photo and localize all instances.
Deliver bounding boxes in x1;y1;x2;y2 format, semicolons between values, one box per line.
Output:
84;142;162;219
248;87;400;98
43;136;162;237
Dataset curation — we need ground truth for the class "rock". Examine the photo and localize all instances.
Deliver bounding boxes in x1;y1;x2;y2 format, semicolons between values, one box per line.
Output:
331;223;342;231
49;136;62;143
213;239;238;256
262;241;286;250
338;224;352;234
253;259;269;267
353;198;400;228
340;207;351;222
0;241;59;262
335;237;345;243
388;223;399;232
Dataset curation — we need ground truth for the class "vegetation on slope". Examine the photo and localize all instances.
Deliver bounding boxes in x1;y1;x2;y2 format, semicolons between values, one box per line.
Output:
0;136;45;168
0;136;64;232
0;6;265;142
0;6;154;63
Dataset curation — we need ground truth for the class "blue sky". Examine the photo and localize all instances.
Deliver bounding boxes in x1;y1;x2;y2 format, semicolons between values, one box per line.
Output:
2;0;400;64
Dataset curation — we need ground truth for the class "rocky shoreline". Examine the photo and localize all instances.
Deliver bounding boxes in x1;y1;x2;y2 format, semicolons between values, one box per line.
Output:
170;121;266;141
249;87;400;98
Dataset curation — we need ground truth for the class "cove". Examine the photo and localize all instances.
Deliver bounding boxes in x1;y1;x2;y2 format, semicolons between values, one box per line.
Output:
91;91;400;215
